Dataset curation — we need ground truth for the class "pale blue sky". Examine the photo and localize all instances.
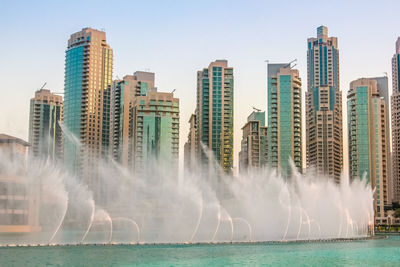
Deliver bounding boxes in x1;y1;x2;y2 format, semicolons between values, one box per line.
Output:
0;0;399;169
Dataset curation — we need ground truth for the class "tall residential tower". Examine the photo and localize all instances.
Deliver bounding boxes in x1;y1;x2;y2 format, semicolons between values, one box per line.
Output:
63;28;113;177
306;26;343;182
111;72;155;167
391;37;400;203
195;60;234;173
28;89;63;160
348;78;389;223
267;63;302;177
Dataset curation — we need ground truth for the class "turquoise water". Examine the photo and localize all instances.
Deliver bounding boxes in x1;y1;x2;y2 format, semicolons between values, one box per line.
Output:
1;236;400;266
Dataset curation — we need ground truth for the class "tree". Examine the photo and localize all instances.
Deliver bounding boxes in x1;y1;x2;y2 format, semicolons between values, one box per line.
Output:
393;208;400;218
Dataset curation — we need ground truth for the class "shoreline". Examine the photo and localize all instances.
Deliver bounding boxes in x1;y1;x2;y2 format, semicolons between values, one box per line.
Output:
0;235;386;248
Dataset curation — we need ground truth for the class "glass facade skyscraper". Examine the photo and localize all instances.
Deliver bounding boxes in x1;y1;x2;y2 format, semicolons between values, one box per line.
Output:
133;88;179;171
63;28;113;177
111;72;155;168
194;60;234;173
267;63;302;177
348;78;389;223
28;89;63;161
306;26;343;182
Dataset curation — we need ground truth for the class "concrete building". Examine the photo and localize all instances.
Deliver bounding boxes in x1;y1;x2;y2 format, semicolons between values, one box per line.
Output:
111;72;155;167
28;89;63;161
348;78;389;223
239;111;268;173
195;60;234;173
63;28;113;177
306;26;343;183
370;77;392;204
391;37;400;204
184;114;197;170
132;88;179;171
267;63;302;177
0;134;40;233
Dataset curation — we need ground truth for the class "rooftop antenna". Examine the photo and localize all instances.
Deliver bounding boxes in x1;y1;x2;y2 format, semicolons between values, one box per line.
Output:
39;82;47;90
284;59;297;69
171;89;176;94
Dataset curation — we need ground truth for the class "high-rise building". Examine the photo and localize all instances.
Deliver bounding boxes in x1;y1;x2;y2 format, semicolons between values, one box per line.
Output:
306;26;343;183
267;63;302;177
184;114;197;170
63;28;113;176
392;37;400;203
239;111;268;173
111;72;155;167
28;89;63;160
348;78;389;223
195;60;234;173
370;77;392;204
132;88;179;171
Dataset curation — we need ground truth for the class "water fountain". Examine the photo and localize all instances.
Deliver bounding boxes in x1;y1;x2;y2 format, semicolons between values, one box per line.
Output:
0;126;375;246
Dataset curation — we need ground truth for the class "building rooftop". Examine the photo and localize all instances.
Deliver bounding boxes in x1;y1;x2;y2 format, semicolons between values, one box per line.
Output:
0;134;30;146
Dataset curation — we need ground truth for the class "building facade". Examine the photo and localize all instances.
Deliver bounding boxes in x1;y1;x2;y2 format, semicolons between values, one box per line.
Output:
306;26;343;183
184;114;197;171
28;89;63;161
111;72;155;167
347;78;389;223
239;111;268;173
0;134;40;233
63;28;113;177
132;89;179;171
267;63;302;177
195;60;234;173
392;37;400;203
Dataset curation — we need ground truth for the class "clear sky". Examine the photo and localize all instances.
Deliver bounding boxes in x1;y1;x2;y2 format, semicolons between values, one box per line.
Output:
0;0;399;171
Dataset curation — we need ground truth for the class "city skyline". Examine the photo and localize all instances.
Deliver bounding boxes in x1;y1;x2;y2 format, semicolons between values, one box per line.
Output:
1;1;399;172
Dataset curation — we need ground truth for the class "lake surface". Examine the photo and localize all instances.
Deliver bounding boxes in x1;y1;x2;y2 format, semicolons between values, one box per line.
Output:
0;235;399;266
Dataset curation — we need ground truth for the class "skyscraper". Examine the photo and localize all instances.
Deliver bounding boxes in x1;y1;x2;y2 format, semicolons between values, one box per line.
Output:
391;37;400;203
28;89;63;160
348;78;389;223
239;111;268;173
267;63;302;177
306;26;343;182
63;28;113;176
132;88;179;171
195;60;234;173
111;72;155;167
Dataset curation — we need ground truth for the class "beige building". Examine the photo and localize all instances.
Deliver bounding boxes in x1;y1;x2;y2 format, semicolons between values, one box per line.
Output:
391;37;400;203
239;111;268;173
29;89;63;161
184;114;197;171
111;72;155;167
306;26;343;183
348;79;389;224
0;134;40;233
63;28;113;180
